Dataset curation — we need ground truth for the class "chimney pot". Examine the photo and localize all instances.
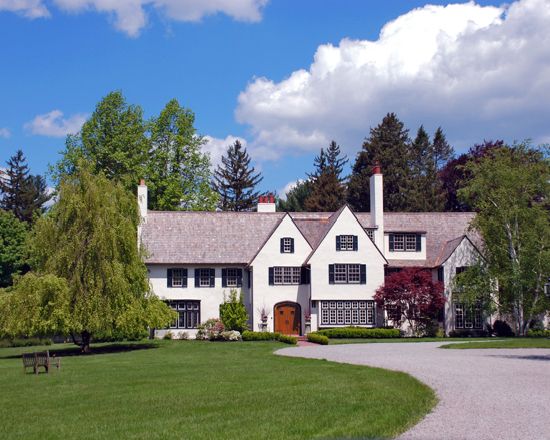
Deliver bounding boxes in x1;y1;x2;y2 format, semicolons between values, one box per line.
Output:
139;179;145;185
373;162;382;175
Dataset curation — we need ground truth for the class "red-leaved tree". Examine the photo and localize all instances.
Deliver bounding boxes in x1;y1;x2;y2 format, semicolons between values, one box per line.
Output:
374;268;445;336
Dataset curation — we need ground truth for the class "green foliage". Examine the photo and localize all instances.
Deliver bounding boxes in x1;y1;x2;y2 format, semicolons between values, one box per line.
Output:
492;320;515;337
0;337;52;348
147;99;218;211
277;334;298;345
219;289;249;332
0;210;28;287
212;140;263;211
526;329;550;338
459;142;550;335
306;333;329;345
24;165;174;349
317;327;401;339
277;179;312;212
241;331;281;341
196;318;225;340
0;150;51;223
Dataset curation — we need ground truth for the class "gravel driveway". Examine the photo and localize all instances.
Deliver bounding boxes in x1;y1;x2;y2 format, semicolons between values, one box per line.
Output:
277;342;550;440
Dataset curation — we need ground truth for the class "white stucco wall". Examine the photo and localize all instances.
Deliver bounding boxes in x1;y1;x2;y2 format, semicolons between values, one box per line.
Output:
249;215;312;334
308;208;386;303
148;264;250;339
441;238;484;335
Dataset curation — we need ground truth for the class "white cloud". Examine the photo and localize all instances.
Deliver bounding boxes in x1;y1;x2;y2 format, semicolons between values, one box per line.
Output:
24;110;87;137
278;179;302;200
51;0;267;36
0;127;11;138
0;0;50;18
236;0;550;156
203;134;248;168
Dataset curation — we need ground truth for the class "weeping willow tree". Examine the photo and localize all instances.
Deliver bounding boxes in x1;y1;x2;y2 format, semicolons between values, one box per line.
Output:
1;163;174;352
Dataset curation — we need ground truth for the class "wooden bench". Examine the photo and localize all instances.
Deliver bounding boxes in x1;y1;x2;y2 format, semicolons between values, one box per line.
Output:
22;351;61;374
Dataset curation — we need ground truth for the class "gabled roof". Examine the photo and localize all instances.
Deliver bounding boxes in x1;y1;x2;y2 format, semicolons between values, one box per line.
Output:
433;235;484;267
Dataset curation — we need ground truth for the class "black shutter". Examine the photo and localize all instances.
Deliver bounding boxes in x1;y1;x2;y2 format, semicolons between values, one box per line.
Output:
247;269;251;288
182;269;188;287
209;269;215;287
290;238;295;253
329;264;335;284
300;266;310;285
416;234;422;252
437;266;444;283
360;264;367;284
194;269;199;288
280;238;284;253
167;269;173;288
336;236;341;251
237;269;243;287
389;234;395;251
353;235;358;251
222;268;227;287
268;267;274;285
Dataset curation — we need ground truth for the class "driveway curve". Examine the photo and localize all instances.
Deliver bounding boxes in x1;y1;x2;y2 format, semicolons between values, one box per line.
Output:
277;342;550;440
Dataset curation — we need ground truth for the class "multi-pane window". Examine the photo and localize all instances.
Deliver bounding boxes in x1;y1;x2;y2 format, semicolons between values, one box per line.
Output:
390;233;420;252
339;235;354;250
171;269;186;287
366;229;375;241
273;267;301;285
281;237;293;253
331;264;363;284
167;301;200;329
226;268;239;287
320;301;375;326
199;269;212;287
454;302;483;329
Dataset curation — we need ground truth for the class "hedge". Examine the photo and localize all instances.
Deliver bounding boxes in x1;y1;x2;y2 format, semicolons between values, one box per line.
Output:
316;327;401;339
0;338;52;348
242;331;281;341
306;333;329;345
527;329;550;338
277;334;298;345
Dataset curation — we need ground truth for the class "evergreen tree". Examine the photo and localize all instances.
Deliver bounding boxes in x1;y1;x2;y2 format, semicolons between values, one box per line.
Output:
348;113;411;212
212;140;263;211
0;150;51;223
148;99;218;211
0;210;28;287
277;180;312;212
432;127;454;170
304;142;347;212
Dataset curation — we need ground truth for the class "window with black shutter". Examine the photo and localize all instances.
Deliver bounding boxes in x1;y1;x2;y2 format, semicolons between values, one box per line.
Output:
437;266;445;283
222;268;242;288
300;266;310;285
280;237;294;253
167;268;187;288
268;267;274;285
328;264;335;284
388;233;422;252
360;264;366;284
336;235;357;251
195;268;215;287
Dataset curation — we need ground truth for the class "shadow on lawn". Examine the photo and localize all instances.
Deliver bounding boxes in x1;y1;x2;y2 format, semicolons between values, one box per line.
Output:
0;342;159;360
490;354;550;362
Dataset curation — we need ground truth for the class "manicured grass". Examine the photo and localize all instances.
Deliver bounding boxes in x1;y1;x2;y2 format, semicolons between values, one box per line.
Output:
329;337;497;345
0;340;436;440
440;338;550;349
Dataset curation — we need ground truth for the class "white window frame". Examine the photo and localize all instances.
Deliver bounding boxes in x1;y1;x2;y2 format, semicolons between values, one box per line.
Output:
320;300;375;326
339;235;355;251
334;264;360;284
226;268;239;287
273;267;301;285
366;229;374;241
167;300;200;329
347;264;361;284
391;233;418;252
172;269;185;287
282;237;293;253
199;269;211;287
454;302;483;329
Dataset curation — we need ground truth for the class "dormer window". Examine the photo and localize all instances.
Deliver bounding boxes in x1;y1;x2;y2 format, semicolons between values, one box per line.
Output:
280;237;294;253
389;233;421;252
336;235;358;251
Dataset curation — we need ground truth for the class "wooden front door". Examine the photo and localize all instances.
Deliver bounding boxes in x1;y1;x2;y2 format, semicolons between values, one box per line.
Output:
274;302;301;335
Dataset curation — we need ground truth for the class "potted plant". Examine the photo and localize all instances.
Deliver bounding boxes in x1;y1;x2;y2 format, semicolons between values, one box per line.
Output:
259;307;269;332
304;311;312;334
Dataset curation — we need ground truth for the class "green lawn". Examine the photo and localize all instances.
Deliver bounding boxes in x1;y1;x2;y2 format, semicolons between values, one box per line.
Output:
0;340;435;440
440;338;550;349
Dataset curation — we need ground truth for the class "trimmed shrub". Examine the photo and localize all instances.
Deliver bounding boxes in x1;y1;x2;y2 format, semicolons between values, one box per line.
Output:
448;329;489;338
317;327;401;339
493;320;514;337
0;337;52;348
163;331;173;340
196;318;225;340
527;329;550;338
306;333;329;345
242;331;281;341
277;334;297;345
220;330;242;341
219;289;249;332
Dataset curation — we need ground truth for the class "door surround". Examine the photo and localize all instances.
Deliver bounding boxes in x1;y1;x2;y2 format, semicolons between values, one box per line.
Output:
273;301;302;336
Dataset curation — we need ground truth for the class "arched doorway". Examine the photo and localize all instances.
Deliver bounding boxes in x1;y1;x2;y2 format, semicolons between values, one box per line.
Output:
274;302;301;335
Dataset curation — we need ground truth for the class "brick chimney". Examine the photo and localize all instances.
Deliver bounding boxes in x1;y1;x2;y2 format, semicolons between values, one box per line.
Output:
257;194;276;213
369;163;384;247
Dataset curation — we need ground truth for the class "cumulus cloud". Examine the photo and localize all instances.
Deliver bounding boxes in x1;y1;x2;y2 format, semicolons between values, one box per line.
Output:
24;110;87;137
0;0;50;18
278;179;302;200
1;0;267;36
236;0;550;156
0;127;11;138
203;134;249;168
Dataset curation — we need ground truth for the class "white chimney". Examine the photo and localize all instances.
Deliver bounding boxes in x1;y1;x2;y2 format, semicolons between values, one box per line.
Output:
138;179;148;221
257;194;276;213
370;163;384;247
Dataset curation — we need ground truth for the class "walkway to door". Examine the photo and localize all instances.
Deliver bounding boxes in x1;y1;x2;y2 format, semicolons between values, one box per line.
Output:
274;302;301;335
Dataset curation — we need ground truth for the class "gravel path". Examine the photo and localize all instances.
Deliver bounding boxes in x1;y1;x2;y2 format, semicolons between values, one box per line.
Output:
277;342;550;440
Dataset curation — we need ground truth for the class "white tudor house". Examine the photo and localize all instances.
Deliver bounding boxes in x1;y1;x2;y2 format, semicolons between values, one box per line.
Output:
138;166;485;338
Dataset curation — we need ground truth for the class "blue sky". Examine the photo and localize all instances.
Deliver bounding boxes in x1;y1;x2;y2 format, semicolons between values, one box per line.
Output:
1;0;549;196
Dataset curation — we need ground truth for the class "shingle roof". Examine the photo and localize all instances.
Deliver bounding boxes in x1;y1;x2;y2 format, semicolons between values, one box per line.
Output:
141;209;478;267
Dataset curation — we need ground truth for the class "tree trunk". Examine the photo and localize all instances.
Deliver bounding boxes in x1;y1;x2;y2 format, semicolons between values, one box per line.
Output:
81;330;91;353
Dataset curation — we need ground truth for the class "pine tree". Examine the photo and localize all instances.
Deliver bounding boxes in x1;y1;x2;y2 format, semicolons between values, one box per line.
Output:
304;142;347;212
0;150;51;223
408;126;437;211
432;127;454;171
347;113;411;212
277;180;312;212
212;140;263;211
